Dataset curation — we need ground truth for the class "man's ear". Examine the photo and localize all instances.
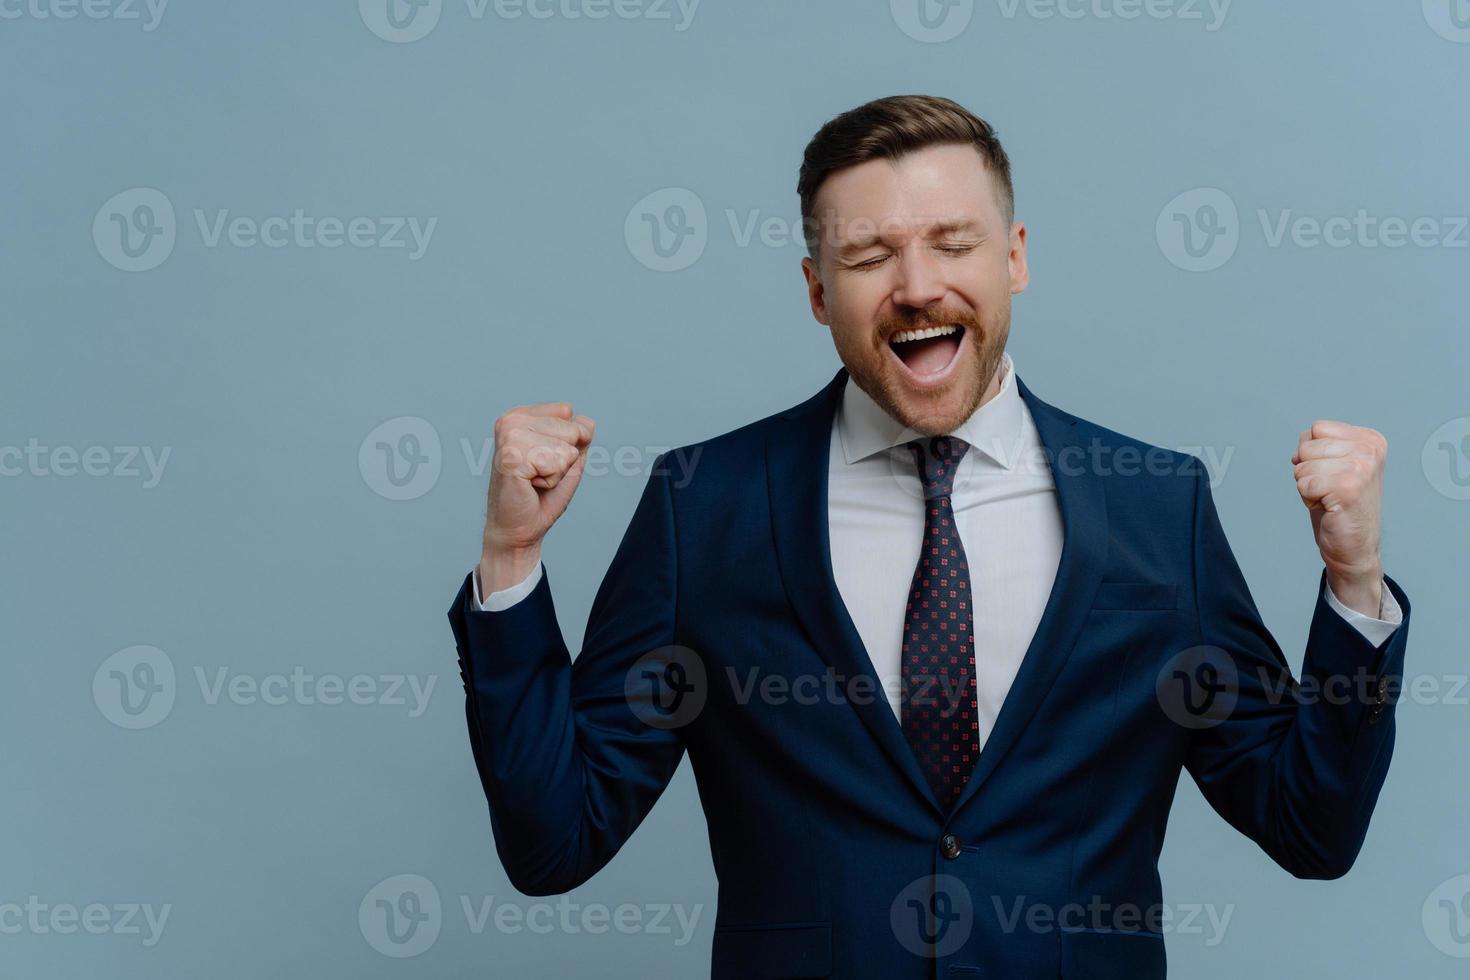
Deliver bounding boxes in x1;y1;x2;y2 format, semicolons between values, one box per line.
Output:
1008;221;1029;295
801;254;830;325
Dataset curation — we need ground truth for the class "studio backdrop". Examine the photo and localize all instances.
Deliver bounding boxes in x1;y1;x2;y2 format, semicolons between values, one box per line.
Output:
4;1;1467;977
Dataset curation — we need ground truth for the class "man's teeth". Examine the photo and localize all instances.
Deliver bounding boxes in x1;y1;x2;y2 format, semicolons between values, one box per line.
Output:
889;324;961;344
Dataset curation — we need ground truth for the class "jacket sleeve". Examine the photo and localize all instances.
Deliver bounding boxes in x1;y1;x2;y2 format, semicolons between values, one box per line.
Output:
447;453;685;895
1182;463;1410;879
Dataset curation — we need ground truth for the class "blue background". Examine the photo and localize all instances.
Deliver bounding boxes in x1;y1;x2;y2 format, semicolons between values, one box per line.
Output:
3;0;1467;976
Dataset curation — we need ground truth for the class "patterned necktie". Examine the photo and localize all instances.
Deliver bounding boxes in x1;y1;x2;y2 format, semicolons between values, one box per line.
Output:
901;435;978;807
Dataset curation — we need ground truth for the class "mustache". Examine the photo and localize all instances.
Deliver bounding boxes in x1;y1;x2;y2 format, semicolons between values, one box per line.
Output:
877;308;981;338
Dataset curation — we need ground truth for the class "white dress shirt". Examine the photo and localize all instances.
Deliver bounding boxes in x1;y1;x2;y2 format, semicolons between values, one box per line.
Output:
827;352;1062;745
473;354;1402;751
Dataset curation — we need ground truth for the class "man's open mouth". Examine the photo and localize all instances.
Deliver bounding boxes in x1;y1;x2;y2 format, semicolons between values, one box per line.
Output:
887;324;966;381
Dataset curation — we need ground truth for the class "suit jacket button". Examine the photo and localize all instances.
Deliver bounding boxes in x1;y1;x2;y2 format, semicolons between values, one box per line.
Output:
940;833;962;860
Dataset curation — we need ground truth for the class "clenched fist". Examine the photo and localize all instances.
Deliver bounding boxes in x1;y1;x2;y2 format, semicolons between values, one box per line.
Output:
1291;419;1387;617
479;402;596;595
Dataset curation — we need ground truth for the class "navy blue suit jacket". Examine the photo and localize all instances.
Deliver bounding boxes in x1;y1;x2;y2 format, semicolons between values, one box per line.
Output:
448;366;1410;979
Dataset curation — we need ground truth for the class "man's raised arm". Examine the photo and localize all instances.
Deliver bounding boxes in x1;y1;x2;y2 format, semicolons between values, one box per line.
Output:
1183;422;1410;879
447;403;685;896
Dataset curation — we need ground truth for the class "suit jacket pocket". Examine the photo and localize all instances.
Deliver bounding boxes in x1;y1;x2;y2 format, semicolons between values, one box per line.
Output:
711;921;832;979
1091;582;1177;611
1060;928;1166;979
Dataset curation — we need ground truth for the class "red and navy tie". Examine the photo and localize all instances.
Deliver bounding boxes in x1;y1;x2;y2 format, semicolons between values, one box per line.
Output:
901;435;978;806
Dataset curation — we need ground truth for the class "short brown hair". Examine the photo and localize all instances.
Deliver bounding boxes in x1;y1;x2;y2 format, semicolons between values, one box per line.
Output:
797;94;1014;258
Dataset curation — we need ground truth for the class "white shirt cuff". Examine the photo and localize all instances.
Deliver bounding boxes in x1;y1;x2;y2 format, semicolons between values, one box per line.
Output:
471;561;544;612
1323;575;1402;648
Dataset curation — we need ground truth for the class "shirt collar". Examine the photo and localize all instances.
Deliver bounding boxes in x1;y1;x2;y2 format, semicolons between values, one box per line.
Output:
837;351;1025;471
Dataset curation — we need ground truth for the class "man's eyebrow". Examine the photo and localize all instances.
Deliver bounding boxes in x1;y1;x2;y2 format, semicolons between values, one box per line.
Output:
834;218;984;256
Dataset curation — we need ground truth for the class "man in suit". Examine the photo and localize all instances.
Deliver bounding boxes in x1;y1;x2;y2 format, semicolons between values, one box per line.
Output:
448;95;1409;978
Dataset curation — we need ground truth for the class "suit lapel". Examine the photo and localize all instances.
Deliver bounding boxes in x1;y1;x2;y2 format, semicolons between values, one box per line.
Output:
766;367;945;813
947;375;1108;814
765;366;1109;817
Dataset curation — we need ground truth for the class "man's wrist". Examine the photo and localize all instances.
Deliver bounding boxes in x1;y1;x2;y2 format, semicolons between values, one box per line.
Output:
478;545;543;601
1325;562;1384;618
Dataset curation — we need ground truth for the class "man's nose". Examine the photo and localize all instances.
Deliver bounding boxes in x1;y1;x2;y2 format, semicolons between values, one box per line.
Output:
891;246;946;309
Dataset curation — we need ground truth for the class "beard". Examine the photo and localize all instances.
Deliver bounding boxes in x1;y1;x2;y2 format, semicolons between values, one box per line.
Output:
833;297;1011;437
